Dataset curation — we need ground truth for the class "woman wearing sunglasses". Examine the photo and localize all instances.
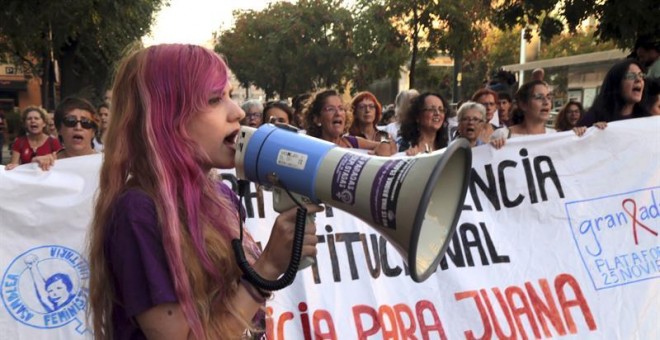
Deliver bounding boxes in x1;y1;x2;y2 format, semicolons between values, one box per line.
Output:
54;97;99;160
6;106;62;170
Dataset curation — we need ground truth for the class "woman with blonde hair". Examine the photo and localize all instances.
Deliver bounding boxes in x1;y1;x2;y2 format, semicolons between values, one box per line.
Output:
6;106;61;170
88;44;321;339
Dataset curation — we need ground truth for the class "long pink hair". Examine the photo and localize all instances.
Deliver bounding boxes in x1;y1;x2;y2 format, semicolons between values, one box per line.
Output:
88;44;255;339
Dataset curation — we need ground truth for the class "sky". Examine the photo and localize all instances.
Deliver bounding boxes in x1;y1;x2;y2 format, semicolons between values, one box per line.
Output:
143;0;281;47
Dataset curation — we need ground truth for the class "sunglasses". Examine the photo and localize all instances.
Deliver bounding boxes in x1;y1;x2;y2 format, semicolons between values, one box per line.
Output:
62;116;96;129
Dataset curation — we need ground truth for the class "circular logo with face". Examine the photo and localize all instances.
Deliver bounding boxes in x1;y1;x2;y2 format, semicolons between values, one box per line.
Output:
1;245;90;334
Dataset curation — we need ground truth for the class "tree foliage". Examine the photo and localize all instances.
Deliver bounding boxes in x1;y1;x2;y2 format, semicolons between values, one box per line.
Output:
0;0;166;106
216;0;354;99
350;1;409;92
492;0;659;48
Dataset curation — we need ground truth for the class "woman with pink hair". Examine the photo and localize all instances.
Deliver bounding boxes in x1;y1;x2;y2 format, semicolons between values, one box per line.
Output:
88;44;321;339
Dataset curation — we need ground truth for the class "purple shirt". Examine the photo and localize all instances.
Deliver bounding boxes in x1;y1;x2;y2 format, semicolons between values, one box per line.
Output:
105;183;241;339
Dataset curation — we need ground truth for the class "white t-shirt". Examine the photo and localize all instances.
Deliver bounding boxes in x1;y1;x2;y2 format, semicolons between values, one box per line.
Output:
491;126;557;140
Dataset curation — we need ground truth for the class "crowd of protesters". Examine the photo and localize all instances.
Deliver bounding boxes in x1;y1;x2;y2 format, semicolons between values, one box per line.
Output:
0;39;657;338
2;51;658;170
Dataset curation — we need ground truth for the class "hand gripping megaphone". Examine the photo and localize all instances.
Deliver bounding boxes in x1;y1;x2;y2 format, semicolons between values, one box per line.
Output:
232;124;471;288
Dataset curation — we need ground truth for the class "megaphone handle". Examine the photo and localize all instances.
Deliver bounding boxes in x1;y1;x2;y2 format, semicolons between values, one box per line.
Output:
297;214;316;270
232;207;308;291
273;188;317;271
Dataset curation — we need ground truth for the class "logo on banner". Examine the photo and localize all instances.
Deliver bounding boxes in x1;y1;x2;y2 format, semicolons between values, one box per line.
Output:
565;187;660;290
1;245;90;334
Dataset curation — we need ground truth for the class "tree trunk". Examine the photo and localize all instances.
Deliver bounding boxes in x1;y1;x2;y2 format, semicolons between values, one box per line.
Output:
409;7;419;89
40;54;51;110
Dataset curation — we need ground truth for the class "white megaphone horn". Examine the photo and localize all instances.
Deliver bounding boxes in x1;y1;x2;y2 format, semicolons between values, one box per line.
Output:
233;124;471;286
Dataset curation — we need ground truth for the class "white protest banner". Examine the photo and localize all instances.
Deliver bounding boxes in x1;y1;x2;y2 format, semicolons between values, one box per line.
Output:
1;117;658;339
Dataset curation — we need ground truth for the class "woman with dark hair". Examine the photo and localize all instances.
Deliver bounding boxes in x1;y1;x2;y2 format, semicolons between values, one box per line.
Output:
644;77;660;115
263;100;294;125
95;103;111;151
303;89;395;155
490;80;556;147
54;97;99;159
291;93;311;129
554;101;584;132
579;59;649;127
397;92;450;155
348;91;390;142
497;92;513;127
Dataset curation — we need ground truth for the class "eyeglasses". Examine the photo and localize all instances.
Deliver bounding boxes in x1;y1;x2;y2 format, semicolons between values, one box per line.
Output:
531;93;554;102
356;104;376;112
322;106;346;115
62;116;95;129
480;102;496;107
460;117;483;123
245;112;261;120
268;116;288;124
422;107;445;114
623;72;646;81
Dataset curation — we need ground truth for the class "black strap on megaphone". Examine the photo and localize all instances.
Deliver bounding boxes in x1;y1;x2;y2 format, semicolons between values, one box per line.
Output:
232;180;307;291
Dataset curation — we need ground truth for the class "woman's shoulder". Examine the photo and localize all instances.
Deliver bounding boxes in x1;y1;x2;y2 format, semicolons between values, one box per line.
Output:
112;189;158;225
45;135;62;150
342;135;360;148
491;126;510;140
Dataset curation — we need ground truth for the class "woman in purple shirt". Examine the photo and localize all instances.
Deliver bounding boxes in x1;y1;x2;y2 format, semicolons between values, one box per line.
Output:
88;44;321;339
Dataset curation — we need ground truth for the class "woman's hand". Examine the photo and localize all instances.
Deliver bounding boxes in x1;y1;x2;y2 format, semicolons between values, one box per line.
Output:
31;154;56;171
405;143;429;156
490;137;506;150
5;163;18;170
593;121;607;129
254;204;324;279
572;126;587;137
369;140;396;156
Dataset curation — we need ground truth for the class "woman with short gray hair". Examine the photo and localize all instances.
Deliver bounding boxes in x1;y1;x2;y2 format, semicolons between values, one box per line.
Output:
240;99;264;127
456;101;487;147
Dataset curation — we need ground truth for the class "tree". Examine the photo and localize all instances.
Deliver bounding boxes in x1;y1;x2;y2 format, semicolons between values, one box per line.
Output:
492;0;659;48
367;0;441;89
216;0;354;99
539;26;617;59
426;0;490;102
0;0;166;108
350;1;409;92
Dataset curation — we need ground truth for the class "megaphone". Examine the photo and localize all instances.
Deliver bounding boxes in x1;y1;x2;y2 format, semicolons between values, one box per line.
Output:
234;124;471;283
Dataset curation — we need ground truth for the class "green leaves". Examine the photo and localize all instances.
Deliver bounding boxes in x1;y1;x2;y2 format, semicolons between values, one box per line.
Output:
216;0;354;98
0;0;166;100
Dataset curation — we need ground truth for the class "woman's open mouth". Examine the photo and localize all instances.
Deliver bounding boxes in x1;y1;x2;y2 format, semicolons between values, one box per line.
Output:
224;129;239;149
71;133;85;144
